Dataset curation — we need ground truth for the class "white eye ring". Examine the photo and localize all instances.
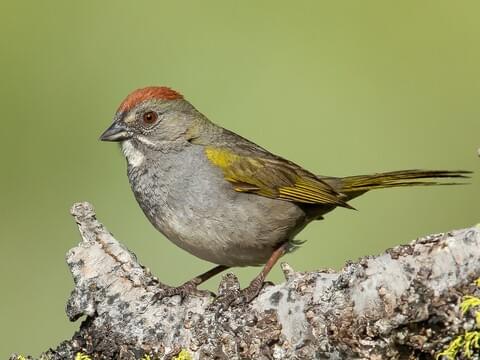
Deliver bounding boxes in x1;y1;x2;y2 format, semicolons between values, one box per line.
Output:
142;111;158;124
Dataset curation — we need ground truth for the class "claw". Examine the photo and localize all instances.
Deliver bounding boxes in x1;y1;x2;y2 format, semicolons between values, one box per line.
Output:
151;280;214;304
209;273;267;316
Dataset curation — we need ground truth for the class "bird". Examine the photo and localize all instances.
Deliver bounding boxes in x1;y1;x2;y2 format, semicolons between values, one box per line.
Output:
100;86;470;304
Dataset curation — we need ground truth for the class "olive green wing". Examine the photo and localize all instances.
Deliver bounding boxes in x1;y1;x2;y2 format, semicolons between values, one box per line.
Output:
204;146;352;208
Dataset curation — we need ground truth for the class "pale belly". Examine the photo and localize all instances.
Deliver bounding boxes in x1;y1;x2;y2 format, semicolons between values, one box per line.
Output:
127;146;308;267
153;191;306;267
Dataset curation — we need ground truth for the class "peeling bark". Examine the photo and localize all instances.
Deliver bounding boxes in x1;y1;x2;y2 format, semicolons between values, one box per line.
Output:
11;202;480;359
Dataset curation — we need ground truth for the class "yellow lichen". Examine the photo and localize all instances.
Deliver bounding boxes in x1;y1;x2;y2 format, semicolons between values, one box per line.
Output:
461;295;480;314
141;355;151;360
437;279;480;359
173;349;192;360
437;335;464;360
475;312;480;328
437;331;480;359
74;353;92;360
464;331;480;358
16;356;48;360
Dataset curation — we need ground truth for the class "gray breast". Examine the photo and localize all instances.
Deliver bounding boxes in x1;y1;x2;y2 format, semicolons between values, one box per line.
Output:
126;143;308;267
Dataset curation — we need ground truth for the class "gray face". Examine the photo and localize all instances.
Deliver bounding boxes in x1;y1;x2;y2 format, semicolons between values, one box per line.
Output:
100;98;196;146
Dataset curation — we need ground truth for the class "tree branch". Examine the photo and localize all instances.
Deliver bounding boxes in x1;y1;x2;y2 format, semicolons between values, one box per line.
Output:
12;202;480;359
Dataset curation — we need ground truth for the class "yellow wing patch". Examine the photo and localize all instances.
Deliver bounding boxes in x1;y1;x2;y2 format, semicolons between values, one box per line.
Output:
204;147;237;169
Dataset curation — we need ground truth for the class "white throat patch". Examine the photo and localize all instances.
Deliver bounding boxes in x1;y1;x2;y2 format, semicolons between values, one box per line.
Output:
121;140;145;167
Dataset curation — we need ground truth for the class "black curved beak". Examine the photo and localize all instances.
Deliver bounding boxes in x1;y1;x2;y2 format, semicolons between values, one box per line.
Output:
100;122;131;142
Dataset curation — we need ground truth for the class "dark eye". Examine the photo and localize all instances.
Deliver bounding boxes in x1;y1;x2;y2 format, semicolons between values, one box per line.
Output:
142;111;158;124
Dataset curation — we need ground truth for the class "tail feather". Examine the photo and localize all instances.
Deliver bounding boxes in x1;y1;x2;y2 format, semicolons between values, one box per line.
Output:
339;169;471;193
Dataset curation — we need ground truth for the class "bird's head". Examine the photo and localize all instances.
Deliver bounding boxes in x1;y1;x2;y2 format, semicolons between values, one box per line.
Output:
100;86;203;151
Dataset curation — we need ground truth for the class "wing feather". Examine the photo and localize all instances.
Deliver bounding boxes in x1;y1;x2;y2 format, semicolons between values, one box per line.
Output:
205;147;352;208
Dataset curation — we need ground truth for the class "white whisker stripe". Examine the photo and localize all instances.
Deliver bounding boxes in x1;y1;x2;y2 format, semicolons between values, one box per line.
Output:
122;140;145;167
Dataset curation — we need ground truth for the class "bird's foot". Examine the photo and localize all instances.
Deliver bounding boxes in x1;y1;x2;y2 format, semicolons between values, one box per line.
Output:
210;273;269;313
151;279;214;304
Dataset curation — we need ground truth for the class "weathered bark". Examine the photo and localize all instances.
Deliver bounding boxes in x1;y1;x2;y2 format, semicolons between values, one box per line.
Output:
11;202;480;359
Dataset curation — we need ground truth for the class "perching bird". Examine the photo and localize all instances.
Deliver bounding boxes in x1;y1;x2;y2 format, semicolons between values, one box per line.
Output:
100;86;469;304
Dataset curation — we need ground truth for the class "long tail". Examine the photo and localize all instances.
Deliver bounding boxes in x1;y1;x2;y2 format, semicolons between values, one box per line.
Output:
334;169;471;201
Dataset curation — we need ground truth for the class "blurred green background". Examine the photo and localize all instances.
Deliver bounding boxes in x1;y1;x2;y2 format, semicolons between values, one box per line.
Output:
1;0;479;357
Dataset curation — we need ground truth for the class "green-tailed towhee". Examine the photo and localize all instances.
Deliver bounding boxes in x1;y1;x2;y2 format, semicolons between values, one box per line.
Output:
100;86;469;304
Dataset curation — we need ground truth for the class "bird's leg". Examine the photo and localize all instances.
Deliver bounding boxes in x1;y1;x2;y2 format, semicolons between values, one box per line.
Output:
152;264;229;302
215;243;288;309
241;243;288;302
180;264;230;292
